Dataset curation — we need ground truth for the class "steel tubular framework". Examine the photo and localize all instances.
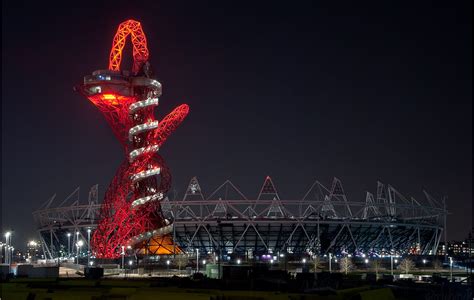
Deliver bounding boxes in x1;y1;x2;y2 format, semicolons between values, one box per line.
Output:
75;19;189;258
108;20;149;74
33;177;447;260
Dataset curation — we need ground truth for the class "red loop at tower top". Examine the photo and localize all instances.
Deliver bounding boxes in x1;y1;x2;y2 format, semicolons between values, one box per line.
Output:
108;19;150;74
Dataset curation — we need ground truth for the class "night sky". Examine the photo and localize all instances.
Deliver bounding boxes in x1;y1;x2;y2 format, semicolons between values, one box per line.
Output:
1;1;472;248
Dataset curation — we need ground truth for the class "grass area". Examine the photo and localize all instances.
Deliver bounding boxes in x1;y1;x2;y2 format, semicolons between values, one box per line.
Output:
0;278;397;300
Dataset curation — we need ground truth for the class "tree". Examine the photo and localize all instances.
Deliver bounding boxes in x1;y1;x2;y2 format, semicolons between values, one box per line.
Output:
398;258;415;274
311;256;324;273
370;258;383;277
339;256;354;275
432;259;443;271
175;254;189;271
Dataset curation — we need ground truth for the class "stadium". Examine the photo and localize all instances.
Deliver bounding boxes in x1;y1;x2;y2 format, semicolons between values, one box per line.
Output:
32;176;447;262
30;19;448;264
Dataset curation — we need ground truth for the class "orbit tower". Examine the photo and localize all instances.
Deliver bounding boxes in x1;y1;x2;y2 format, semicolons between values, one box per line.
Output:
77;19;189;258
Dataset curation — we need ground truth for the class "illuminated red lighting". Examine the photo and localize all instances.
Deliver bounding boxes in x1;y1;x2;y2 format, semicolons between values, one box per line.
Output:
108;19;149;74
89;93;131;106
79;19;189;258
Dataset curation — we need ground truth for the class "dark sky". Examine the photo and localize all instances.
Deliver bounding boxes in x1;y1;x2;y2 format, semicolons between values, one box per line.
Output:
1;1;472;247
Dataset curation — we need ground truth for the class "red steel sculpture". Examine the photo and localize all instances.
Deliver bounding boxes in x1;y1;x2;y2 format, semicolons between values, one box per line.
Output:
77;20;189;258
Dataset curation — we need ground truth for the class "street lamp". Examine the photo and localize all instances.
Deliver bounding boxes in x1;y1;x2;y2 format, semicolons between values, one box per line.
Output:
67;233;71;258
75;231;79;251
196;248;200;273
5;246;9;265
4;232;12;265
390;251;394;276
449;257;453;282
76;240;83;264
166;259;170;270
329;253;332;273
302;258;307;264
87;229;91;266
236;259;240;265
121;246;125;270
10;247;15;263
0;243;3;264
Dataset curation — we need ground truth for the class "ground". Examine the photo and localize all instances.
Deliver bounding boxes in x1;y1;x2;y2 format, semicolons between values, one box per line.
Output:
1;278;396;300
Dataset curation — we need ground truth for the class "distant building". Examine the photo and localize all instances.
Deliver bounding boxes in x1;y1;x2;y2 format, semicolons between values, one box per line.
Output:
436;242;447;256
13;250;24;263
449;240;473;256
26;241;43;263
437;239;474;257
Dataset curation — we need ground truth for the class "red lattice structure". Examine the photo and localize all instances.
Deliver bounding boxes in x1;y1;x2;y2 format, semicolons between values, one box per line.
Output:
77;19;189;258
108;19;149;74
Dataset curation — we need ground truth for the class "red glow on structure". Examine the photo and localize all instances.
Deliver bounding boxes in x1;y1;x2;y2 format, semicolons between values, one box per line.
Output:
89;93;132;106
80;19;189;258
108;19;149;74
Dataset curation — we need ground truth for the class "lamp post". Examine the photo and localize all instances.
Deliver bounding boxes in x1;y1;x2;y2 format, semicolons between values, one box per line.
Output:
67;233;71;258
329;253;332;273
87;229;91;266
75;231;79;254
196;248;200;273
469;231;473;286
76;240;83;265
390;253;394;276
10;247;14;264
449;257;453;282
5;232;11;265
121;246;125;271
